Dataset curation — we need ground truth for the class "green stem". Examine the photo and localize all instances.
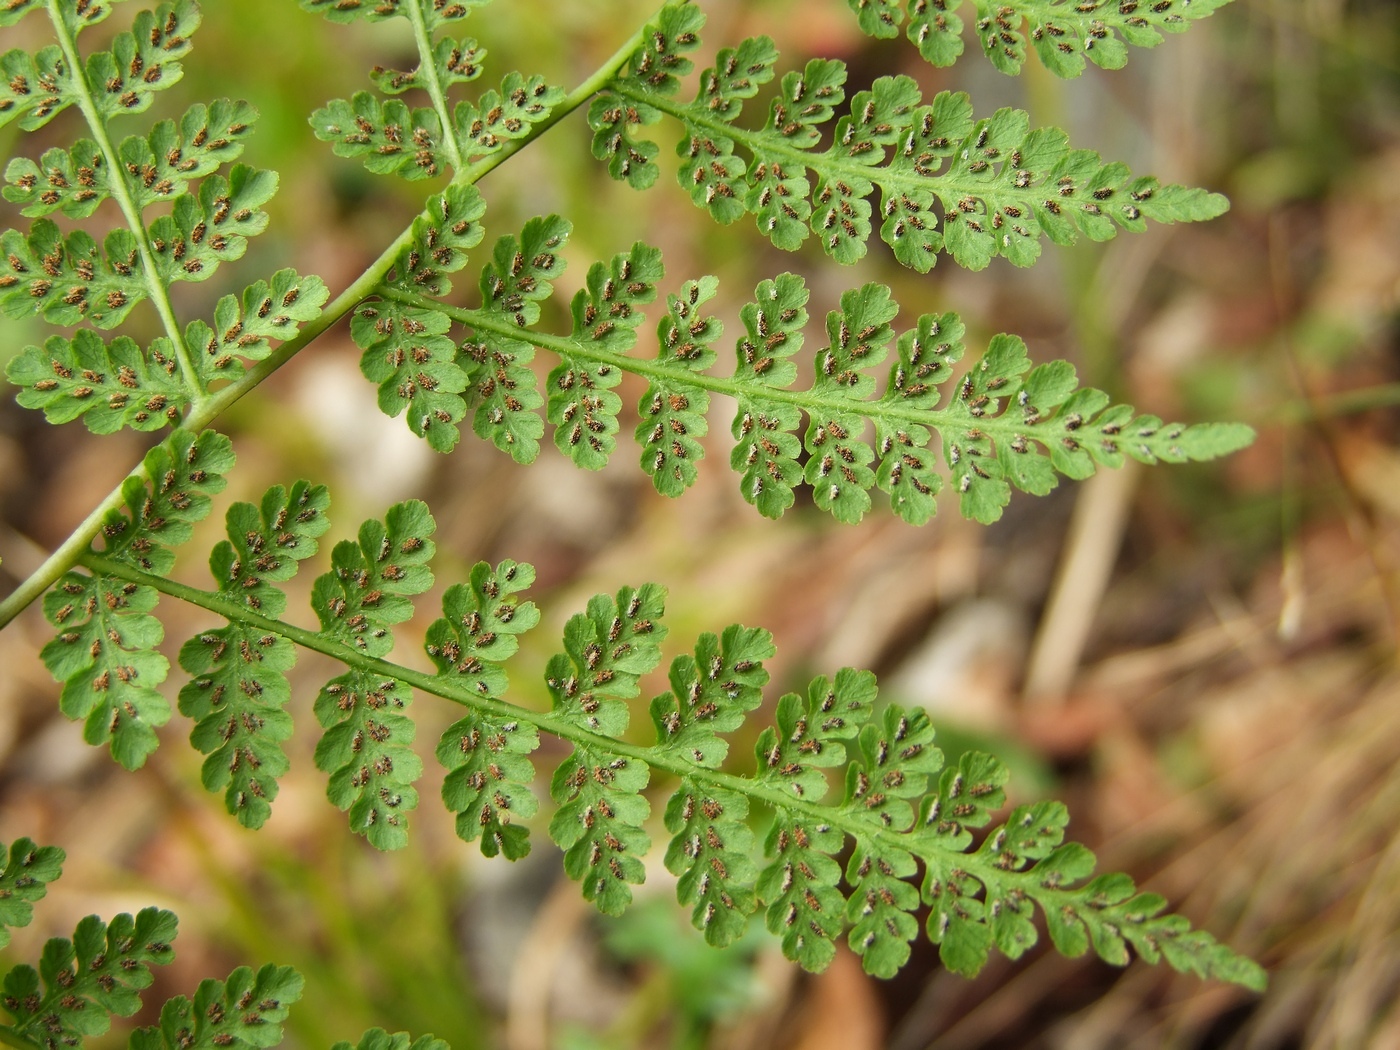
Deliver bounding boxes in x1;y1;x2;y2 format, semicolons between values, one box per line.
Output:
0;0;678;630
44;0;205;398
405;0;466;173
0;1026;41;1050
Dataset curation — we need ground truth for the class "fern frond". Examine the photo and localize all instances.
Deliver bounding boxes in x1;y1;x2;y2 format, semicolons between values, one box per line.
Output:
0;839;64;949
0;0;175;134
69;522;1264;989
144;165;277;284
80;0;198;119
177;482;331;829
3;98;256;219
0;45;67;131
637;276;723;496
0;907;177;1049
310;93;452;181
366;242;1251;524
129;965;303;1050
842;0;1235;77
591;9;1227;270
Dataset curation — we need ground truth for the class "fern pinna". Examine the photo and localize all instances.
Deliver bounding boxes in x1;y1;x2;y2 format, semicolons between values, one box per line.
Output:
0;0;1262;1015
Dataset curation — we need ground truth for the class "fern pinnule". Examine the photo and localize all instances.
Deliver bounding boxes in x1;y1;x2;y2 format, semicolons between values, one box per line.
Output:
0;839;64;949
432;560;542;860
129;964;304;1050
178;482;332;829
312;501;437;850
40;431;233;769
1;907;177;1049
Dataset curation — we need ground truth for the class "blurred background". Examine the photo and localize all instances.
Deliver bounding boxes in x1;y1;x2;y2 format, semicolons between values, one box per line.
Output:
1;0;1398;1046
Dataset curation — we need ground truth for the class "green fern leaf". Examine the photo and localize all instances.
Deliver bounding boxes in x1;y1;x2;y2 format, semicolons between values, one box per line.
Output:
0;907;176;1049
0;0;44;28
649;624;773;769
129;964;303;1050
975;0;1235;76
310;93;449;180
545;583;667;913
0;47;71;131
6;330;188;433
371;36;484;95
178;483;332;829
588;4;704;190
353;299;469;453
841;706;941;976
0;220;146;328
38;432;231;769
754;670;878;970
730;272;810;519
637;277;722;497
103;431;235;575
461;214;568;460
332;1030;450;1050
119;100;261;211
374;253;1251;525
594;12;1227;270
346;186;486;451
664;781;759;948
146;166;277;284
4;99;259;220
0;840;64;949
384;183;486;298
312;501;436;850
451;73;563;164
82;1;199;120
839;0;1233;77
652;625;774;946
550;746;652;916
547;583;667;736
189;268;331;384
3;140;106;218
549;243;663;469
430;560;542;860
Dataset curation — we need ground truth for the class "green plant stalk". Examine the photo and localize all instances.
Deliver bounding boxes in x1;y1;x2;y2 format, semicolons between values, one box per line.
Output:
0;0;682;632
45;0;205;398
0;1025;41;1050
79;548;1085;912
405;0;466;173
375;283;1046;445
